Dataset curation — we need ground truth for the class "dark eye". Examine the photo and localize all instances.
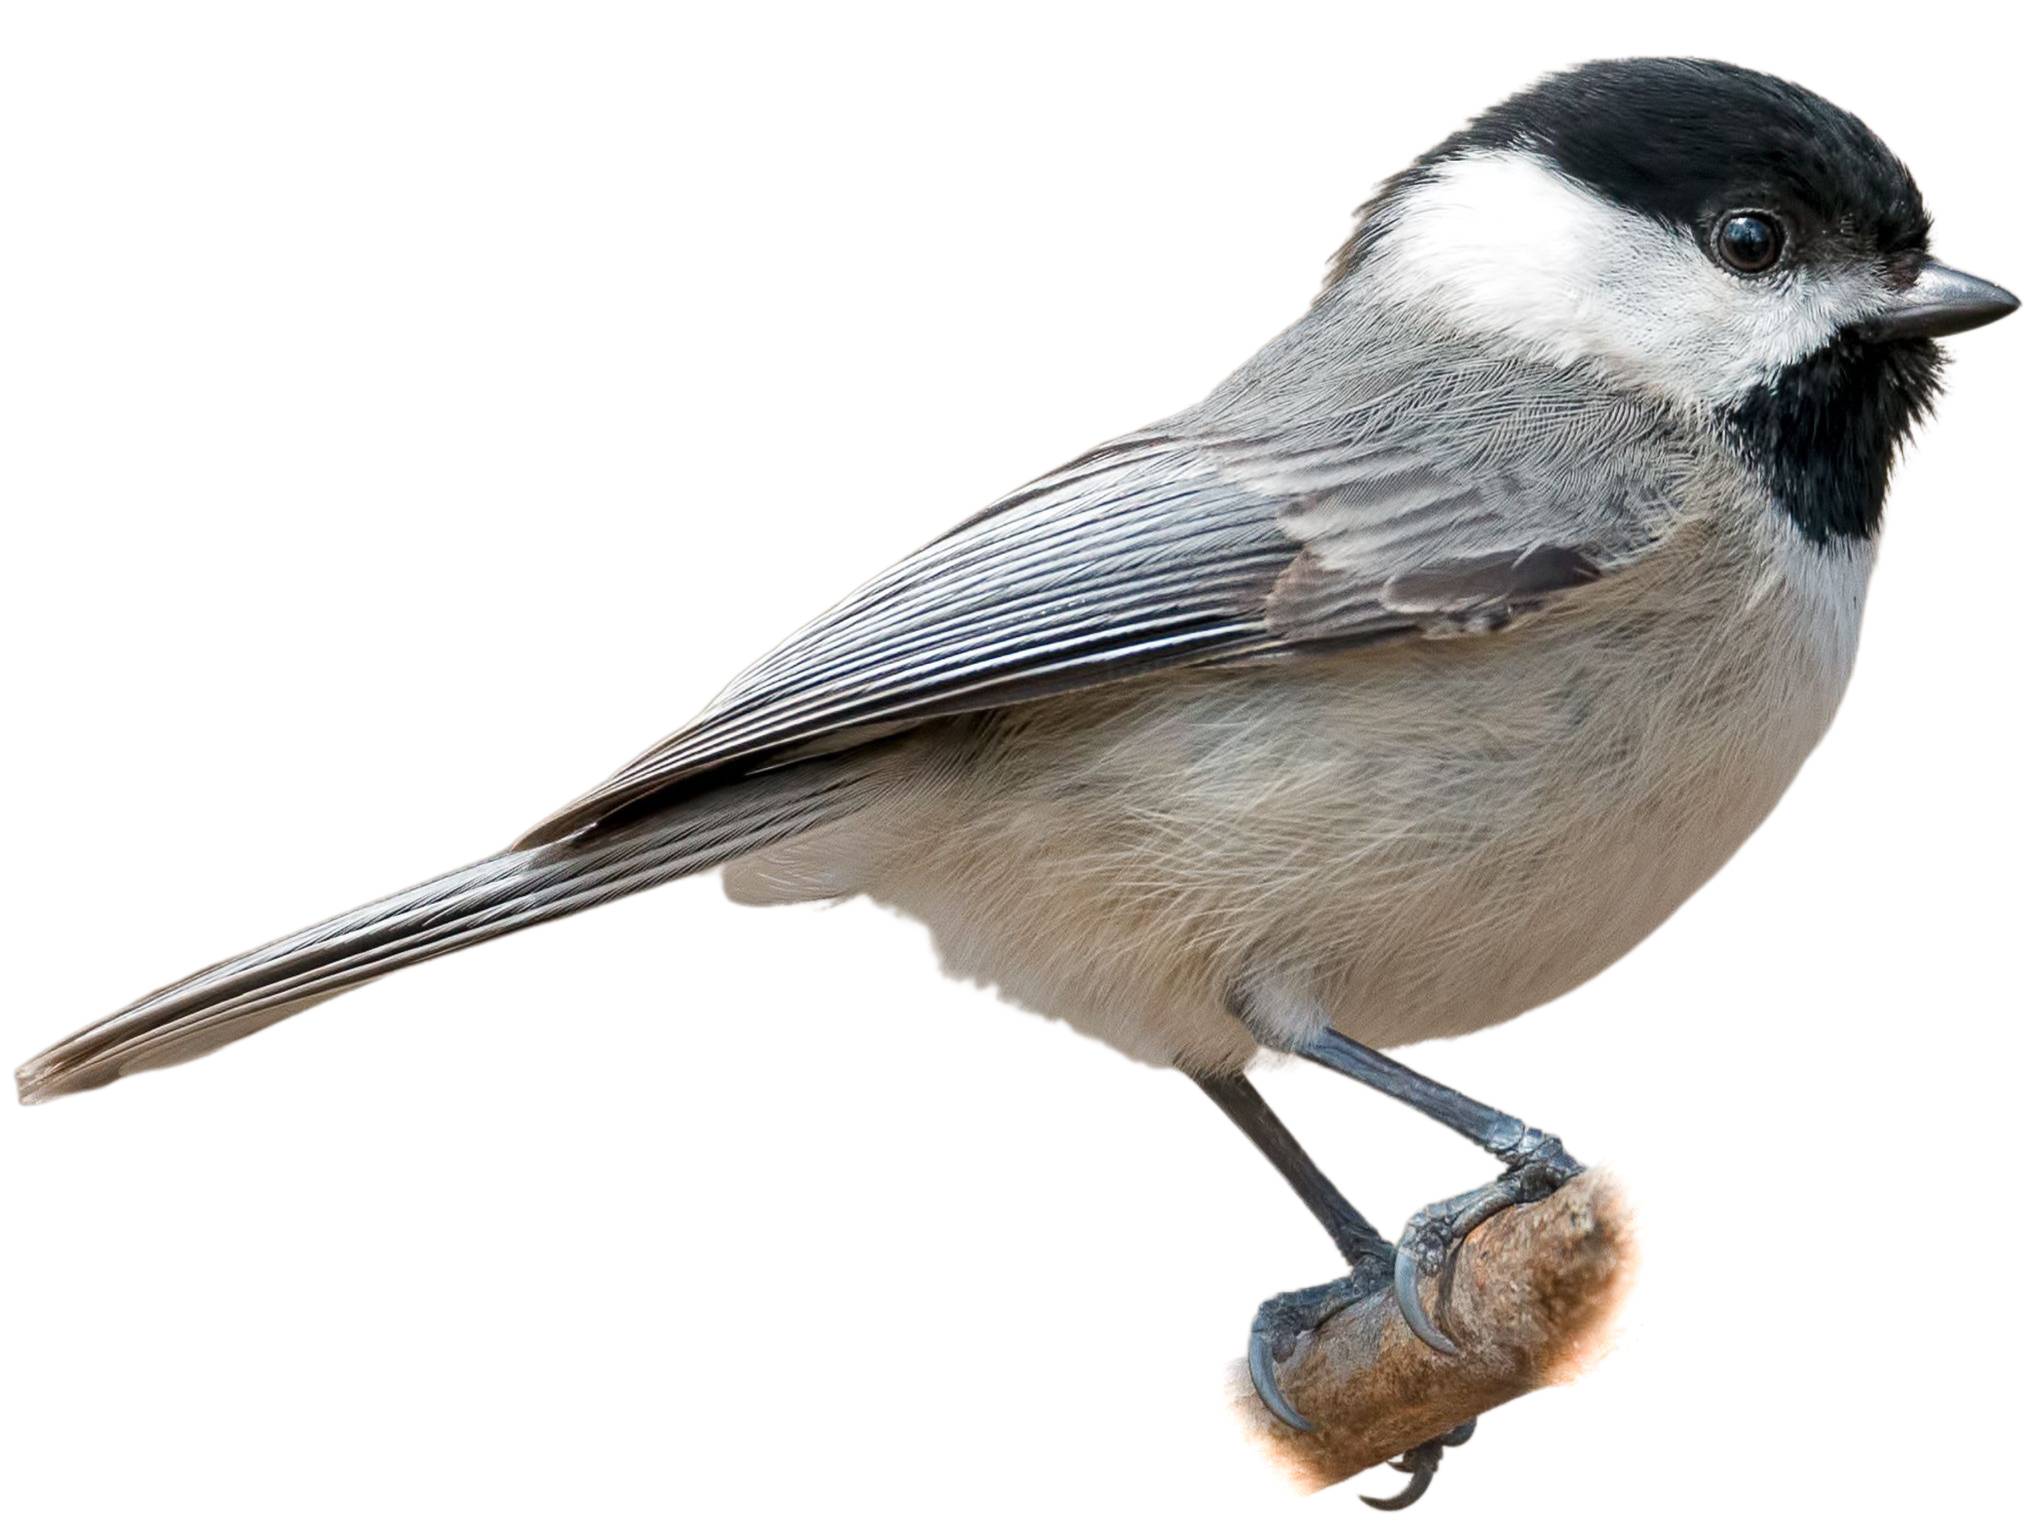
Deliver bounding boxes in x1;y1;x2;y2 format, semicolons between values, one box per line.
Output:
1713;211;1784;274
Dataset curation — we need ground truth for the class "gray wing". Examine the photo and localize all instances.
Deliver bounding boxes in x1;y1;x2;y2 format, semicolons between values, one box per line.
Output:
519;342;1691;847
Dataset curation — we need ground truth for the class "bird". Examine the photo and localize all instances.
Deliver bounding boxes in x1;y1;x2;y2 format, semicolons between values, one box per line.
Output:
17;57;2017;1508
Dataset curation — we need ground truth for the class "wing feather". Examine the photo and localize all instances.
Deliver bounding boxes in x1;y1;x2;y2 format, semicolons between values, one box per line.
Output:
519;343;1690;847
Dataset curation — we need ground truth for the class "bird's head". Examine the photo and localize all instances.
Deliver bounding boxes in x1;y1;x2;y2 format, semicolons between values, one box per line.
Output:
1329;58;2016;539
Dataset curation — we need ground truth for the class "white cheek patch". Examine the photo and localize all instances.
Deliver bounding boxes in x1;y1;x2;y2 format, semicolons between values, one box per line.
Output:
1361;150;1881;407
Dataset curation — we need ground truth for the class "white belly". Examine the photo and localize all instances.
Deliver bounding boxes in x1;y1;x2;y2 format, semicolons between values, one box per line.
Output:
726;515;1872;1074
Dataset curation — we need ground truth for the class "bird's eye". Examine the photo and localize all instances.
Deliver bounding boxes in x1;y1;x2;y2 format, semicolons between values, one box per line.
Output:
1713;212;1784;275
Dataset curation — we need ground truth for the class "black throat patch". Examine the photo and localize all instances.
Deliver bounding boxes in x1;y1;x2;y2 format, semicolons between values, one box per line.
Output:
1723;335;1943;544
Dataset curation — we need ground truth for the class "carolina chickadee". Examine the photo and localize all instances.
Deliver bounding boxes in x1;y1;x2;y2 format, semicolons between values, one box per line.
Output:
17;57;2018;1505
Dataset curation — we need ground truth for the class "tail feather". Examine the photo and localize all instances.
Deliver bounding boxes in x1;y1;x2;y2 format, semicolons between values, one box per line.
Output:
16;764;878;1103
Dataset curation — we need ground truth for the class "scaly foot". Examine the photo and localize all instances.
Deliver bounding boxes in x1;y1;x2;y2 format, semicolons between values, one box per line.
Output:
1360;1420;1478;1511
1393;1129;1583;1354
1246;1252;1394;1431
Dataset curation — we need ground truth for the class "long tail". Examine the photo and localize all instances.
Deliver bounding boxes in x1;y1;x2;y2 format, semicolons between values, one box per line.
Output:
16;763;879;1104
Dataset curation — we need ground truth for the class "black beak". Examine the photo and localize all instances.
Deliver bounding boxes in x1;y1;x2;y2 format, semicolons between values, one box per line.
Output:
1856;259;2020;341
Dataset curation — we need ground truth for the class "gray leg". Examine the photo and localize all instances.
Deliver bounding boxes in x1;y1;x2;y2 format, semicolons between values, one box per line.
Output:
1196;1072;1398;1435
1197;1071;1390;1266
1294;1027;1583;1354
1196;1065;1496;1510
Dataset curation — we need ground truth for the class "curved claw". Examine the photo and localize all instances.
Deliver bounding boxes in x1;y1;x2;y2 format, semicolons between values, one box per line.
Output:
1447;1182;1525;1247
1247;1329;1315;1432
1393;1242;1458;1356
1360;1420;1477;1510
1361;1466;1436;1511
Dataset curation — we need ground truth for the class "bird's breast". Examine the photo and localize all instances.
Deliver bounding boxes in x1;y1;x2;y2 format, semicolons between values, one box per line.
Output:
728;510;1873;1071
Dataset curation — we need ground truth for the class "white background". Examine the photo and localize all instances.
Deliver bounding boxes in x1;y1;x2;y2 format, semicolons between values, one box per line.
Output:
2;4;2028;1523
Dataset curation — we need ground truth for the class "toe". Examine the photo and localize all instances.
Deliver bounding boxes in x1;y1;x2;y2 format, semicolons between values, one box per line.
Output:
1393;1241;1459;1356
1247;1327;1315;1432
1360;1465;1436;1511
1359;1421;1475;1510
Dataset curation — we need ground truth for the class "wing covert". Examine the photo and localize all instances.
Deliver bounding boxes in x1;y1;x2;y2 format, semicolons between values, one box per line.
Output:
519;353;1688;847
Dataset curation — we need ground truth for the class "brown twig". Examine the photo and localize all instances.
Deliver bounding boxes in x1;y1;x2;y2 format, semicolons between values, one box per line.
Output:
1235;1167;1633;1491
